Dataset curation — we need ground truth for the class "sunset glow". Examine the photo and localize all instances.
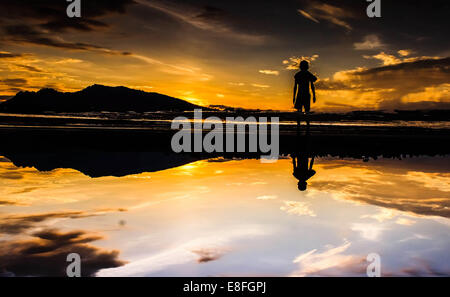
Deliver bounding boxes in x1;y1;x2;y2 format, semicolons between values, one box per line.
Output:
0;1;448;110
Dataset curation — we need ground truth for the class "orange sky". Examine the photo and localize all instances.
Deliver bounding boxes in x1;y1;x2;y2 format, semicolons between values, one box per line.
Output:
0;1;449;111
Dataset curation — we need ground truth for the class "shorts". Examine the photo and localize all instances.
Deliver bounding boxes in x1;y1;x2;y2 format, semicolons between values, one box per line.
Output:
294;94;311;112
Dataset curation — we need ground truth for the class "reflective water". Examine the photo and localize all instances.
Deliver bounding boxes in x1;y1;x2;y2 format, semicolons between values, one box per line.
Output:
1;112;449;129
0;154;449;277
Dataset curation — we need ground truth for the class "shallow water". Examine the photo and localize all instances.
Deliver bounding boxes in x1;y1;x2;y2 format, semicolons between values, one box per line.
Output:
1;112;449;129
0;155;449;276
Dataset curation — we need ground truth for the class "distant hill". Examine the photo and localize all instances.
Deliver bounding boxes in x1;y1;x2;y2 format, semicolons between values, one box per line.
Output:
0;84;202;112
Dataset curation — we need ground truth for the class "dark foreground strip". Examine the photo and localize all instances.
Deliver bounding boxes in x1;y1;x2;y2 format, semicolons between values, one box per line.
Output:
0;277;445;296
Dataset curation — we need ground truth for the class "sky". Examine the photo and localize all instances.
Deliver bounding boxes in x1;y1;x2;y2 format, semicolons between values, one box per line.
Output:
0;0;449;111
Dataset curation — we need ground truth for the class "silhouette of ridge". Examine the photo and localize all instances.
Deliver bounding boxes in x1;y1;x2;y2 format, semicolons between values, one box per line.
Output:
1;152;204;178
0;84;203;113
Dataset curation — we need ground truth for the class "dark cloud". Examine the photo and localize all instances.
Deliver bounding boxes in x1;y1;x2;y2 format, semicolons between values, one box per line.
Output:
398;267;450;277
41;18;109;33
4;24;131;54
0;1;135;54
0;52;24;58
297;0;360;30
319;57;450;90
135;0;266;44
0;171;24;180
0;209;126;235
2;88;24;94
11;186;42;194
15;64;43;73
0;200;19;206
0;78;27;87
318;57;450;110
0;229;126;276
194;5;226;21
0;211;94;234
359;57;450;76
191;248;226;263
316;80;355;91
0;0;135;32
381;258;450;277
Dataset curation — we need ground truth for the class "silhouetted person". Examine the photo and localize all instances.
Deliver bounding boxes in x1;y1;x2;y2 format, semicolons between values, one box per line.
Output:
292;153;316;191
293;61;317;115
292;122;315;191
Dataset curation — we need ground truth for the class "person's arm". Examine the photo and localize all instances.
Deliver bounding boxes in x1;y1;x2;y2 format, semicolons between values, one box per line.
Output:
293;81;298;104
311;81;316;103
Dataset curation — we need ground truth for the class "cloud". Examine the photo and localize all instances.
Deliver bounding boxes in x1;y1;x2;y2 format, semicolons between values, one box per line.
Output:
98;225;268;276
363;51;402;66
135;0;265;44
280;201;316;217
291;241;366;276
0;209;127;235
363;50;443;66
283;55;319;70
394;261;450;277
291;241;450;276
0;78;28;87
0;1;135;55
41;18;109;33
0;0;135;33
191;248;227;263
0;51;24;59
259;70;279;76
361;208;416;226
0;229;125;276
395;218;416;226
256;195;278;200
361;208;397;222
298;9;320;23
130;54;205;76
398;49;412;57
251;84;270;88
0;171;24;179
310;160;450;218
15;64;43;73
3;24;132;55
354;35;385;50
316;56;450;110
297;2;355;30
360;56;447;73
377;258;450;277
351;223;385;241
0;200;20;206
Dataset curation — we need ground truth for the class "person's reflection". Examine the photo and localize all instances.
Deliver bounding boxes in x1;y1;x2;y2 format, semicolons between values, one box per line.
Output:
292;121;316;191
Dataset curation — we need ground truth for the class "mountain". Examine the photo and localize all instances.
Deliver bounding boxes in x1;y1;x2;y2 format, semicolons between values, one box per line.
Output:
0;84;202;112
1;151;205;178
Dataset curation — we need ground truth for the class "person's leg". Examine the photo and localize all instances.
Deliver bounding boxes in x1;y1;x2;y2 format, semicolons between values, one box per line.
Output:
304;98;311;113
296;109;301;135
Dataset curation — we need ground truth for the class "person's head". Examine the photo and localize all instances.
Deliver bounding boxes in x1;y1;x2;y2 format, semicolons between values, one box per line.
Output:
298;181;307;191
299;60;309;71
